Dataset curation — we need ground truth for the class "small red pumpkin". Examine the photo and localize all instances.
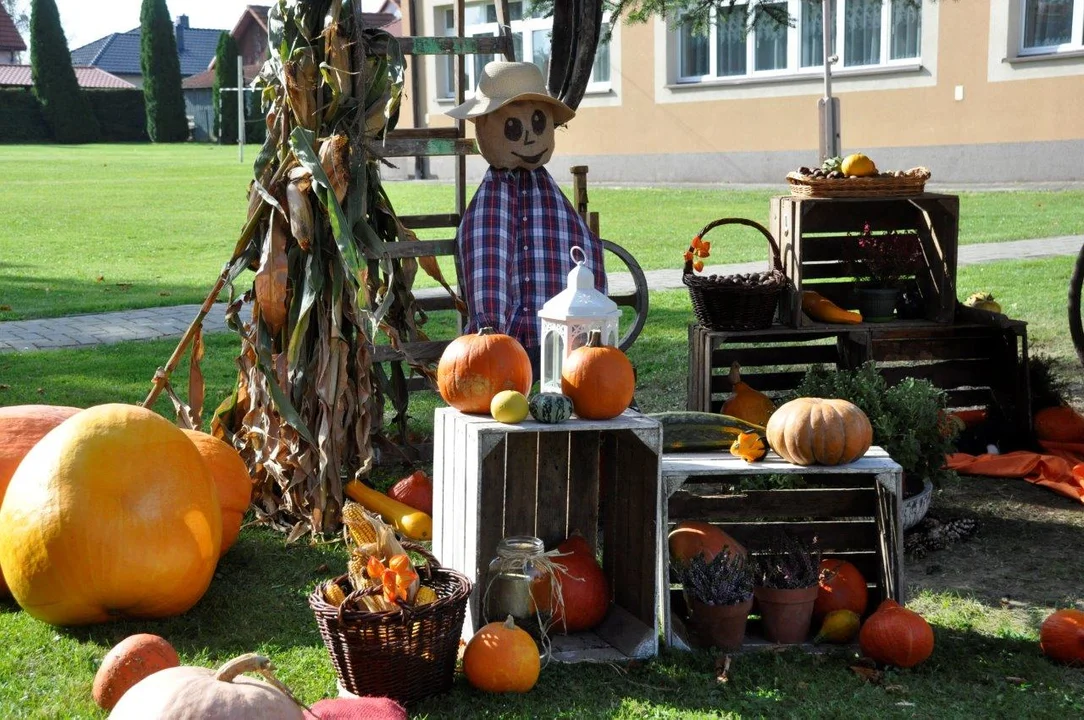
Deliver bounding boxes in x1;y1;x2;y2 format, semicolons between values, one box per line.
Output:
1039;609;1084;666
551;535;610;633
437;328;532;414
387;470;433;516
92;633;180;711
814;559;869;619
1034;406;1084;443
859;599;934;668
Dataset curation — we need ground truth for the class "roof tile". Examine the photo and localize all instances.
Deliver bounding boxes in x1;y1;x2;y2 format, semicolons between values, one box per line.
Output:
70;25;226;78
0;4;27;51
0;64;137;89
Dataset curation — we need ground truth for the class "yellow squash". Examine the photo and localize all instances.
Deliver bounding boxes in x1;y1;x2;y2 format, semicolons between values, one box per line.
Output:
344;480;432;541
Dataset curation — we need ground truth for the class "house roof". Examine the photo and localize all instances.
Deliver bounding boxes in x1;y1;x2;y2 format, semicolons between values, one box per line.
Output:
182;63;264;90
231;5;270;39
0;4;27;52
70;24;225;78
0;64;136;89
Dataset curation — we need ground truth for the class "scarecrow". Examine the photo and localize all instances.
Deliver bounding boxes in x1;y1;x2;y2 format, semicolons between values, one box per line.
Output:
447;61;607;378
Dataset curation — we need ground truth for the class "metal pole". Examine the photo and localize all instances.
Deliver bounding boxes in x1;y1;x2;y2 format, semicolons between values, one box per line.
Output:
237;55;245;164
818;0;841;162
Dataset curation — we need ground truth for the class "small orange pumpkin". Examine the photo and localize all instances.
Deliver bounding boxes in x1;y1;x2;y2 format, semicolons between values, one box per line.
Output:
561;330;635;420
766;397;873;466
668;521;747;566
859;599;934;668
183;430;253;556
722;362;775;426
437;328;532;414
729;431;767;463
463;616;541;693
1039;608;1084;666
814;559;869;619
93;633;180;711
1034;406;1084;443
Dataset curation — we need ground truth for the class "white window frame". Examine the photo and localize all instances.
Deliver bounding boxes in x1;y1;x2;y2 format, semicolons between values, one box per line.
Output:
674;0;923;85
1018;0;1084;56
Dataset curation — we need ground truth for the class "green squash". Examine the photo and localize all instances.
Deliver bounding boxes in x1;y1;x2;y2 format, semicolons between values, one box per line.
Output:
529;393;574;424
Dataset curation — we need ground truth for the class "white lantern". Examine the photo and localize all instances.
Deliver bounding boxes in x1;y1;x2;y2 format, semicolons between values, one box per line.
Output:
537;246;620;393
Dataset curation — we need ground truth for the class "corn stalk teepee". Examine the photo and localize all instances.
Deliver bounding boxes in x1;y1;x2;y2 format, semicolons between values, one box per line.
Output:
143;0;454;539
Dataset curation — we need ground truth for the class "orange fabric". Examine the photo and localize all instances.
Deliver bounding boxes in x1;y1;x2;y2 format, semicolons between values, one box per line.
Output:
946;441;1084;503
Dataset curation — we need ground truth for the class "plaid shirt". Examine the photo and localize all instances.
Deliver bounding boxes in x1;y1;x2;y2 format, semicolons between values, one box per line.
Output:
458;166;607;349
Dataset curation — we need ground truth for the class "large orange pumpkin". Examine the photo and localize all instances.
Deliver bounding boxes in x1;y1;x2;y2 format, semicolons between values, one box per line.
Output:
766;397;873;466
859;599;934;668
814;559;869;619
437;328;532;414
93;633;180;711
463;616;541;693
1034;406;1084;443
183;430;253;556
0;404;82;596
561;330;635;420
550;535;610;633
1039;609;1084;666
668;521;747;566
0;403;222;625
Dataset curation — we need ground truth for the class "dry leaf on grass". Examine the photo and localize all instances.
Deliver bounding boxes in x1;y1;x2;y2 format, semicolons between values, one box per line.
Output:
715;655;732;684
850;665;884;684
0;304;11;311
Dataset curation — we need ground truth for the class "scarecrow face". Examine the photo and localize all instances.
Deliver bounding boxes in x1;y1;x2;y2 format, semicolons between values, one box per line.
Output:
475;100;556;171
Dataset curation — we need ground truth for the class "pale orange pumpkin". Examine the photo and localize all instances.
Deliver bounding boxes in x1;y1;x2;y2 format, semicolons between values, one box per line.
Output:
561;330;635;420
0;403;222;625
437;328;532;414
1039;608;1084;666
93;633;180;711
0;404;82;596
183;430;253;556
668;521;747;565
463;616;541;693
765;397;873;466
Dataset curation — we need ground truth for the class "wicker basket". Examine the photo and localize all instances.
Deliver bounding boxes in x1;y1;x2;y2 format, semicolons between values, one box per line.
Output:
786;167;931;198
309;543;472;706
683;218;788;331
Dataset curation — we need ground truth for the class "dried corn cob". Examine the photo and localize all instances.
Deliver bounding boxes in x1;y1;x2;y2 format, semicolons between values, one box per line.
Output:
319;134;350;205
286;177;314;251
414;586;438;606
284;49;318;132
342;501;378;546
324;581;347;607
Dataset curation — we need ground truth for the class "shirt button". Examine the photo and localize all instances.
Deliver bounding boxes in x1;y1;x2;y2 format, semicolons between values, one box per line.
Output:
522;216;527;222
523;245;529;251
525;277;531;282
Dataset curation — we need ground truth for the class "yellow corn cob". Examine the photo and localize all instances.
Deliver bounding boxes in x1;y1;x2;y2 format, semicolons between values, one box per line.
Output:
324;581;347;606
414;586;438;606
342;501;378;547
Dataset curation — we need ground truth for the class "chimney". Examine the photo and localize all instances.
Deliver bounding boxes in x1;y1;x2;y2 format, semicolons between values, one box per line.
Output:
175;15;188;52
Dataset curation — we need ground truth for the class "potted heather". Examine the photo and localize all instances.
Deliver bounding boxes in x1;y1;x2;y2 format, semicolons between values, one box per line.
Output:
846;222;923;322
673;549;754;651
753;533;822;644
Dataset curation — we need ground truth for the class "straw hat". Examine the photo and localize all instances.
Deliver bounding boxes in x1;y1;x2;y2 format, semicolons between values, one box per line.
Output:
446;61;575;126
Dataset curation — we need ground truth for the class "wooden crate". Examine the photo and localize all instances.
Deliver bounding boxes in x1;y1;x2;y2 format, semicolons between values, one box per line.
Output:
660;449;904;650
432;408;664;662
771;194;959;327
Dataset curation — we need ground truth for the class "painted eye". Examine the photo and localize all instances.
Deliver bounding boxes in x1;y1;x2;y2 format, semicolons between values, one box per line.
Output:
504;117;523;142
531;110;546;135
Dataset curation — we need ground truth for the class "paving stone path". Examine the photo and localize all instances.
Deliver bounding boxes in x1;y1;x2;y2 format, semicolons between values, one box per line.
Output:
1;235;1080;353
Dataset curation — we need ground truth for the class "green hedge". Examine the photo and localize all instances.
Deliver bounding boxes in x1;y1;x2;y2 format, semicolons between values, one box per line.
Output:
0;89;50;142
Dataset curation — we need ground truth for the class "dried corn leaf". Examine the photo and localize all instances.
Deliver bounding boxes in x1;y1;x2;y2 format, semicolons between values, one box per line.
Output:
253;212;289;336
284;49;318;132
286;178;314;251
187;327;205;429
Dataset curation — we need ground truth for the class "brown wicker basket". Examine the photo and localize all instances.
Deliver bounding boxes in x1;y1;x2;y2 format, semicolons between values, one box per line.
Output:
683;218;788;331
309;542;472;706
785;167;931;198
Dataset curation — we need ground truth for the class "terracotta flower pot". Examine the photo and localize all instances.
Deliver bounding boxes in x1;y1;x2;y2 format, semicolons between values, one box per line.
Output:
754;584;819;644
689;597;753;651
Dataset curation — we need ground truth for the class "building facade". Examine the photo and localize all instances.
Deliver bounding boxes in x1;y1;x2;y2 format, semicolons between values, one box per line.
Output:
400;0;1084;183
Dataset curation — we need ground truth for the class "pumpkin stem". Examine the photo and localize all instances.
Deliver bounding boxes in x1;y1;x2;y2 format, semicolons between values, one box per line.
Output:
214;653;315;714
478;327;496;336
504;614;518;631
729;361;742;386
587;329;602;347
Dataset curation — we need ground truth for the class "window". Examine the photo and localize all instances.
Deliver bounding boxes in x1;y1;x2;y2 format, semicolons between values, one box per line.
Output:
675;0;922;83
1020;0;1084;54
438;2;613;98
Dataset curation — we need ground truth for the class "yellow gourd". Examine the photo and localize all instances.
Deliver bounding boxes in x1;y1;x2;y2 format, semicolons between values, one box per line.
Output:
344;480;432;541
814;609;862;644
802;290;863;325
729;431;768;463
722;362;775;426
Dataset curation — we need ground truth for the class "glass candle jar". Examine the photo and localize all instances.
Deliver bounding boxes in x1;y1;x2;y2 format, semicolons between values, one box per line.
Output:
483;536;553;646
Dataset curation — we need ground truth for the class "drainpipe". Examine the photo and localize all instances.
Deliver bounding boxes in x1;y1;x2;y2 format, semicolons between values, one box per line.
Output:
818;0;841;162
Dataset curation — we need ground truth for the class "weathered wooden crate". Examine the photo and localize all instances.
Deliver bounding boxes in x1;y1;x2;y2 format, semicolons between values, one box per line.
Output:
660;449;904;650
432;407;664;662
771;194;959;327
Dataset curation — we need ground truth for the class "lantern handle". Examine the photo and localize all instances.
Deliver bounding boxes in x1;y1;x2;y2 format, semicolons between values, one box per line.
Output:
569;246;586;266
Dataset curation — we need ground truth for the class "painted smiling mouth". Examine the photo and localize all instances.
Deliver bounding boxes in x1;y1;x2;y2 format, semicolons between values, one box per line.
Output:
512;150;548;164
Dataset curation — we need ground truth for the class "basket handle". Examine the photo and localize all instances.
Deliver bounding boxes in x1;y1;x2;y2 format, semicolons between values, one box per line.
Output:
402;540;442;578
684;217;784;275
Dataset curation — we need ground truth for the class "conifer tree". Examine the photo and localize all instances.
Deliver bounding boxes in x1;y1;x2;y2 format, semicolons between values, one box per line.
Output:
29;0;99;143
212;31;239;145
140;0;188;142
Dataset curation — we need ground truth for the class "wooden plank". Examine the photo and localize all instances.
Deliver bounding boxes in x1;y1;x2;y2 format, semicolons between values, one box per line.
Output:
590;604;656;660
662;447;898;482
878;359;996;389
567;432;601;552
371;340;450;363
622;429;660;628
711;341;839;369
945;388;995;409
674;472;877;491
796;236;858;262
710;369;807;394
600;431;625;610
666;488;877;522
376;136;478;157
387;128;460;140
875;471;905;604
368;239;458;259
474;436;507;625
687;323;702;412
719;520;878;552
503;433;538;537
534;433;571;547
871;336;999;362
399;213;461;230
799;260;854;280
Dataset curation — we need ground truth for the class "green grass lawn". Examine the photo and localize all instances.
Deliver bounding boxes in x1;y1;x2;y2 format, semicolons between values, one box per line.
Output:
1;144;1082;320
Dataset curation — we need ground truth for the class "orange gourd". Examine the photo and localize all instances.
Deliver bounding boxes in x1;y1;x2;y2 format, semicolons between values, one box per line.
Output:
722;363;775;426
0;404;82;596
183;430;252;556
463;616;541;693
1034;406;1084;443
93;633;179;711
859;599;934;668
729;431;768;462
801;290;862;324
561;330;635;420
668;520;747;566
0;403;221;625
437;328;532;414
551;535;610;633
387;470;433;516
766;397;873;466
1039;609;1084;666
814;559;869;619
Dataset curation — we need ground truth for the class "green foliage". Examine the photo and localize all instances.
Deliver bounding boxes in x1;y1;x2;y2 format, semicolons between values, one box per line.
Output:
756;531;821;590
0;88;48;142
246;86;268;144
140;0;188;142
793;362;958;487
29;0;99;143
212;31;239;144
85;90;149;142
674;548;753;606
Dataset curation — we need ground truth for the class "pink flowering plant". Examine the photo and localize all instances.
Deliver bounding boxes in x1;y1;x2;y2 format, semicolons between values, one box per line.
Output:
846;222;923;289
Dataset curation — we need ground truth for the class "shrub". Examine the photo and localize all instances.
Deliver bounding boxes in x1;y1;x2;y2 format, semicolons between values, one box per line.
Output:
30;0;100;143
140;0;188;142
0;88;49;142
86;90;149;142
246;86;267;145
